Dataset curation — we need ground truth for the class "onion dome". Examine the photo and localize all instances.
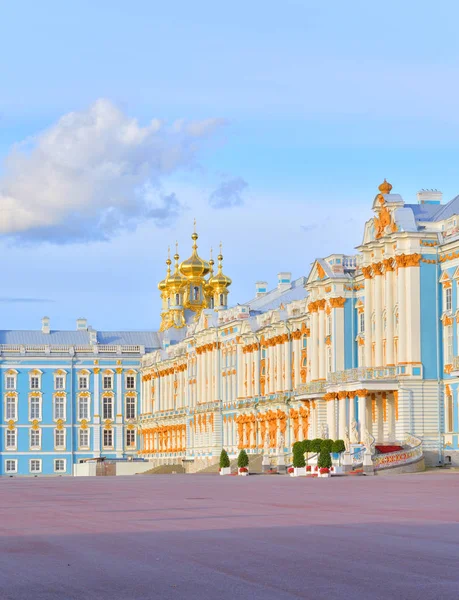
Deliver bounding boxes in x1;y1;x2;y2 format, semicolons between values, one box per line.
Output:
179;223;210;279
158;249;172;292
208;244;232;289
378;179;392;194
166;243;187;292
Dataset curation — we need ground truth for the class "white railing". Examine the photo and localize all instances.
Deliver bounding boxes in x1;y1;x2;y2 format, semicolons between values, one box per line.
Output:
0;344;144;355
328;366;397;384
373;433;423;471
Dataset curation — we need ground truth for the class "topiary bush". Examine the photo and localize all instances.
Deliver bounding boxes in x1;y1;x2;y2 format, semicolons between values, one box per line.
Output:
317;447;332;469
302;439;312;454
292;443;306;468
310;438;323;453
321;438;334;453
220;449;230;469
332;439;345;454
292;441;303;454
237;449;249;468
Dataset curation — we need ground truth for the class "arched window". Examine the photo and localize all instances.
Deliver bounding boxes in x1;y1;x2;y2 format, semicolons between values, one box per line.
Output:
175;293;180;305
210;297;214;309
220;293;224;306
193;286;199;301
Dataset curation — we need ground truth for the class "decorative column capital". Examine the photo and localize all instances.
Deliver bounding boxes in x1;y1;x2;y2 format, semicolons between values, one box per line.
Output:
362;266;373;279
355;388;368;397
329;297;346;309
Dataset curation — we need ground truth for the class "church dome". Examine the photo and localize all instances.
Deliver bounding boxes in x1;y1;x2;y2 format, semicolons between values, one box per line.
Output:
378;179;393;194
179;230;210;279
208;248;232;289
167;247;188;291
158;254;172;292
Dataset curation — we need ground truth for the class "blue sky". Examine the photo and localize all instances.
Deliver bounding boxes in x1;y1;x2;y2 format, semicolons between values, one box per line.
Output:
1;0;459;331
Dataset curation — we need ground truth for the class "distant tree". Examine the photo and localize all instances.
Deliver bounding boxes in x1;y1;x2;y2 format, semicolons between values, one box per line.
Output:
237;449;249;468
220;449;230;469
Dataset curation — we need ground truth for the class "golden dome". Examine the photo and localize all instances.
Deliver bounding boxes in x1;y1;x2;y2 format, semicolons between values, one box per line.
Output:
158;250;172;292
378;179;392;195
166;244;188;291
179;225;210;279
208;245;232;289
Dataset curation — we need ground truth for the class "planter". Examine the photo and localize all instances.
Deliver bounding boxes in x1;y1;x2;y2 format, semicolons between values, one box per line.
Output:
238;468;249;476
290;467;307;477
219;467;231;475
318;472;331;478
331;465;343;475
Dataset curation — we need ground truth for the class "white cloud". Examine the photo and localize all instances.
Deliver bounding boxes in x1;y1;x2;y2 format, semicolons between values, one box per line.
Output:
0;99;225;243
209;176;248;209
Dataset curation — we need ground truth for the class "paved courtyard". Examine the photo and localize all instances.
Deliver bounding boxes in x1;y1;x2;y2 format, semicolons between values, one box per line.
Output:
0;472;458;600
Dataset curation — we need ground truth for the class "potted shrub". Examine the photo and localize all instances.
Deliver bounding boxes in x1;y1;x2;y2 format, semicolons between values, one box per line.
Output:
317;446;332;478
332;439;345;473
321;438;334;453
237;449;249;475
310;438;322;465
219;449;231;475
291;443;306;476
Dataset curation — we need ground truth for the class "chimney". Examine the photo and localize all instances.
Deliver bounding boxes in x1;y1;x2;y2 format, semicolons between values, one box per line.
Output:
41;316;50;334
277;272;292;292
417;189;442;205
255;281;268;298
76;317;88;331
88;326;97;344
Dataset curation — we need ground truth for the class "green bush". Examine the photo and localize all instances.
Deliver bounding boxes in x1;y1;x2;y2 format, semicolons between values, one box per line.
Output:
321;438;334;453
292;444;306;468
292;441;302;454
310;438;322;453
302;439;312;453
332;439;345;454
317;447;332;469
220;449;230;469
237;449;249;468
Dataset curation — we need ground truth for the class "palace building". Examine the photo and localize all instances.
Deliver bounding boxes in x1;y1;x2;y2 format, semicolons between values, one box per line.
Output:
2;180;459;475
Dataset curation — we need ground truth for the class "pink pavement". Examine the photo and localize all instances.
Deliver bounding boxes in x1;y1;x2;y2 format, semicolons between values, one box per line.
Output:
0;473;459;600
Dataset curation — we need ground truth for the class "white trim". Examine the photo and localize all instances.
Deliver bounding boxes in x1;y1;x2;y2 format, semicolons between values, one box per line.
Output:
5;459;17;473
54;458;67;473
29;459;42;473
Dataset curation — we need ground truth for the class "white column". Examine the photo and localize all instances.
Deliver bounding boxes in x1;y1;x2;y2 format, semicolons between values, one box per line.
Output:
284;338;291;391
338;394;347;440
374;267;383;366
326;399;336;439
385;263;395;365
276;341;282;391
236;344;243;398
116;369;123;419
364;271;373;367
334;301;345;372
358;393;367;442
397;263;407;364
254;348;260;396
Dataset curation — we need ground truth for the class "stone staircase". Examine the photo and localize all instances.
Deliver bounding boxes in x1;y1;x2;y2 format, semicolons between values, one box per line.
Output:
140;463;186;475
195;453;264;474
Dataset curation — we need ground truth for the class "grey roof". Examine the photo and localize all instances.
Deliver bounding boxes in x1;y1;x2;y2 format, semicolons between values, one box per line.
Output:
244;277;308;313
0;329;160;350
404;195;459;224
429;195;459;221
393;207;418;232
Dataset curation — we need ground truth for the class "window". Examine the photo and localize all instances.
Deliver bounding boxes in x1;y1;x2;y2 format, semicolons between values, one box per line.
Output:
54;428;65;449
103;397;113;420
30;459;42;473
79;428;89;449
5;376;15;390
54;396;65;420
55;376;64;390
302;335;307;348
193;286;199;301
29;397;41;420
103;429;113;448
78;397;89;420
5;459;17;473
30;428;41;450
446;325;454;364
6;429;16;450
126;376;135;390
79;376;88;390
30;376;40;390
445;287;452;312
359;312;365;333
126;397;136;419
126;429;136;448
54;459;66;473
327;347;333;373
219;293;224;306
175;293;180;305
6;396;17;420
103;376;112;390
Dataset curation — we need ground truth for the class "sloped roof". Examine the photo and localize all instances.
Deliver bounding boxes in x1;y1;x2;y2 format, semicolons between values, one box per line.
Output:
244;277;308;312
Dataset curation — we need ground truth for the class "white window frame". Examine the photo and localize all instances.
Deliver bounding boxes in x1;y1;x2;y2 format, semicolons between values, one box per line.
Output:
103;397;113;420
125;375;136;390
445;286;452;312
29;396;42;421
79;428;90;449
103;376;113;390
54;428;66;450
5;375;16;390
54;459;66;473
29;459;42;473
29;375;41;390
30;428;42;450
445;325;454;364
125;396;136;420
55;376;65;391
78;376;89;390
78;396;90;420
5;395;18;420
103;428;113;448
5;428;17;450
53;396;66;420
5;459;17;474
126;429;136;448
